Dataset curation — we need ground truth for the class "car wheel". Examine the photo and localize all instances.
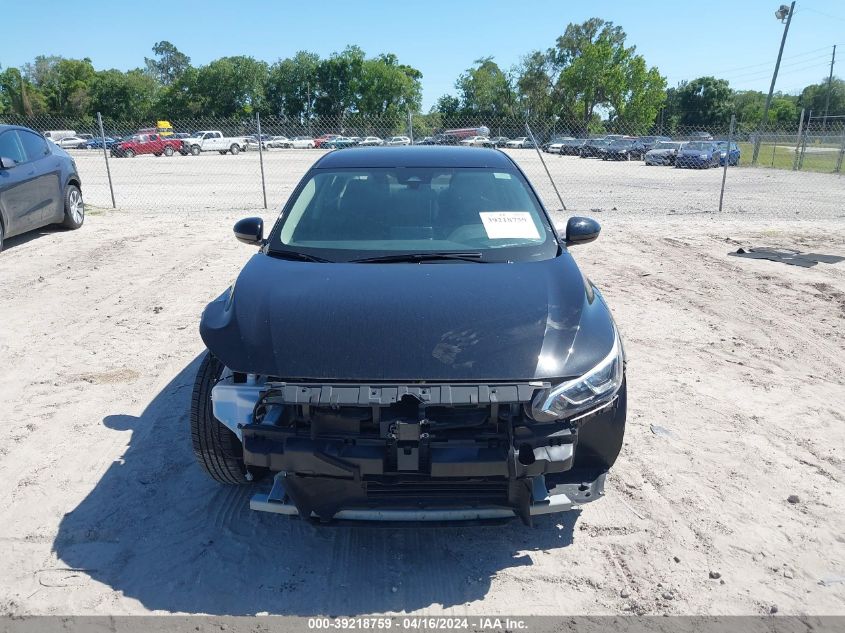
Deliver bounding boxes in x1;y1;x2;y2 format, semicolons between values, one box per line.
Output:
164;146;174;157
230;144;240;155
190;352;260;485
61;184;84;230
0;221;4;253
124;149;135;158
190;145;201;156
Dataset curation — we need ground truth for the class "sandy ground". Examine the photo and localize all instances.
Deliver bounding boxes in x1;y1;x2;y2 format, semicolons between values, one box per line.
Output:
68;147;845;218
0;198;843;616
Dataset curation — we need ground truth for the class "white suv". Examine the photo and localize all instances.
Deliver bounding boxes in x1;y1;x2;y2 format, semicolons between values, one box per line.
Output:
385;136;411;146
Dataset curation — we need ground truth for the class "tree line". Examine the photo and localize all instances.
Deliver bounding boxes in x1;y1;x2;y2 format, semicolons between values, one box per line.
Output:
1;18;842;135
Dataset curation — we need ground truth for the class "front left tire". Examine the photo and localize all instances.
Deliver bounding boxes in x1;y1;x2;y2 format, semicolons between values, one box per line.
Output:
190;352;257;485
61;184;84;229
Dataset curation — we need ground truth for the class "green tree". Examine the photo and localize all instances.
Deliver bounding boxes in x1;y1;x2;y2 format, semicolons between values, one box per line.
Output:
91;68;157;120
23;56;95;116
515;51;553;118
192;56;269;117
798;77;845;120
314;46;365;117
357;53;422;117
145;41;191;86
547;18;665;131
266;51;320;119
667;76;732;129
456;57;516;118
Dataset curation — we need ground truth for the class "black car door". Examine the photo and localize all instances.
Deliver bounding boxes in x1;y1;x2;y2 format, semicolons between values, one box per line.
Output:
0;129;47;238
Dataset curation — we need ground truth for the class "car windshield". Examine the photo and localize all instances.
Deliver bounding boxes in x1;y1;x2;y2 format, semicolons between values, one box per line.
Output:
686;142;713;150
654;142;682;150
269;167;557;263
609;140;633;148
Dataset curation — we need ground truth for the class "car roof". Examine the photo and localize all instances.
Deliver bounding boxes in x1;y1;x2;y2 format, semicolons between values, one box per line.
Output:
314;146;516;169
0;124;36;134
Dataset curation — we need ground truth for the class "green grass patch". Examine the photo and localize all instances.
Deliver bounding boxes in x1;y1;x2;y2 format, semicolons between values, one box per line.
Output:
737;142;843;173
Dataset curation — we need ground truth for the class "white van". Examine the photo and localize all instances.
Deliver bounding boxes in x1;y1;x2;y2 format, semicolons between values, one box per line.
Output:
43;130;77;142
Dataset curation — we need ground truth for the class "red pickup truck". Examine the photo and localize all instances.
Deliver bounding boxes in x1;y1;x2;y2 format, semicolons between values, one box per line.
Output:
110;133;186;158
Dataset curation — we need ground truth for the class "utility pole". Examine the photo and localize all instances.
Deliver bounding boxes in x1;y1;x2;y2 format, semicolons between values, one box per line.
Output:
752;2;796;166
823;45;837;131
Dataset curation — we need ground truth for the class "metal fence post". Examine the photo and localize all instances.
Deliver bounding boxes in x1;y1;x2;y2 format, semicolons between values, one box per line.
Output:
718;115;735;213
407;109;414;144
835;125;845;173
96;112;116;208
798;110;811;171
792;108;805;171
256;112;267;210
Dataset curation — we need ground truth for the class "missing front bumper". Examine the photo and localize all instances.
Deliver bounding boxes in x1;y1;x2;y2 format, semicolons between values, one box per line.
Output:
249;471;606;523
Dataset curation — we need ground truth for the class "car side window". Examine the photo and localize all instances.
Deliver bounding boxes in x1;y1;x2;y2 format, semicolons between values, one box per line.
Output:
18;130;51;162
0;131;27;164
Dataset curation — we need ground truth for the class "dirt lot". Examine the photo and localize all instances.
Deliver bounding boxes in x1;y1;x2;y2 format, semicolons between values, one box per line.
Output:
0;167;844;616
70;147;845;217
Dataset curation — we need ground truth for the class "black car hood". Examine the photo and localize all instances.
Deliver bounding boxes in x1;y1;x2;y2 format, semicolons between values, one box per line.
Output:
200;252;615;382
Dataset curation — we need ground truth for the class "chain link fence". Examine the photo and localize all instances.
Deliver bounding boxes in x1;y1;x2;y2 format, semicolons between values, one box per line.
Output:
3;112;844;217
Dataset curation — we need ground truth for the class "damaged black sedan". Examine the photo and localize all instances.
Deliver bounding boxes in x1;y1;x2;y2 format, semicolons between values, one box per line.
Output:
191;146;626;524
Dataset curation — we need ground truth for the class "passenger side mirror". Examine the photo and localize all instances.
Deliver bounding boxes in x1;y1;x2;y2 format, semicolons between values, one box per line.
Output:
565;216;601;246
0;156;17;169
234;217;264;245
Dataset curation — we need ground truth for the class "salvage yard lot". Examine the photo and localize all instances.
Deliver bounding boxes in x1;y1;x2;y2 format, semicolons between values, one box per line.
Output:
69;147;845;217
0;165;844;616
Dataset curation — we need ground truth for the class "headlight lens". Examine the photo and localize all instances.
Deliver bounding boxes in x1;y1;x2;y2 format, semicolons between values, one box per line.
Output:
530;329;624;422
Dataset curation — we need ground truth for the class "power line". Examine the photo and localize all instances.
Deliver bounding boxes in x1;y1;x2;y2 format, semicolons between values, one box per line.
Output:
721;54;830;81
712;44;838;75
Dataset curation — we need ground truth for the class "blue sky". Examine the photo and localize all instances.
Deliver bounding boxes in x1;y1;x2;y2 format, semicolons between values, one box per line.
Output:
2;0;843;109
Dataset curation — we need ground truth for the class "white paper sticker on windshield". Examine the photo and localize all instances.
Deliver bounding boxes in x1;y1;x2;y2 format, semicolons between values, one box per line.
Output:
493;172;512;179
479;212;541;239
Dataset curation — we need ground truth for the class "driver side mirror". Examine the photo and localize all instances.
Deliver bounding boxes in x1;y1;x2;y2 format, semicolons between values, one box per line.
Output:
564;216;601;246
234;217;264;245
0;156;17;169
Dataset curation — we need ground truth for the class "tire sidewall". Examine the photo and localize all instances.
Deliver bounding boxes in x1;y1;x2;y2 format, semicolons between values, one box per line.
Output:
62;184;84;229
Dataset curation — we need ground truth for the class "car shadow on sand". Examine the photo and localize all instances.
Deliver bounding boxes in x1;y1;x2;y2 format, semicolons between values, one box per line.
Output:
54;356;579;615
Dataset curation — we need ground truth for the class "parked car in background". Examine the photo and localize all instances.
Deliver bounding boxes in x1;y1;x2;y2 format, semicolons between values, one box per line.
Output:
291;136;315;149
675;141;721;168
110;133;185;158
688;131;714;141
54;136;88;150
644;141;686;166
184;131;248;155
715;141;741;166
385;136;412;146
505;137;535;148
460;135;491;147
545;137;576;153
0;124;84;252
600;138;647;161
358;136;384;146
324;136;359;150
557;139;587;155
579;138;611;158
313;134;339;148
543;136;574;152
245;134;272;151
488;136;509;147
433;134;460;145
43;130;76;142
85;136;116;150
266;136;292;149
415;136;437;145
637;136;672;152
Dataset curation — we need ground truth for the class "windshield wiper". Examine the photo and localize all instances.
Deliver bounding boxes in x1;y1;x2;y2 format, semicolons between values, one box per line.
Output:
350;252;487;264
268;249;333;263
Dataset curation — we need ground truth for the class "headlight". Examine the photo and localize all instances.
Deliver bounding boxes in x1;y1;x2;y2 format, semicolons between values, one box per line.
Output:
529;329;624;422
